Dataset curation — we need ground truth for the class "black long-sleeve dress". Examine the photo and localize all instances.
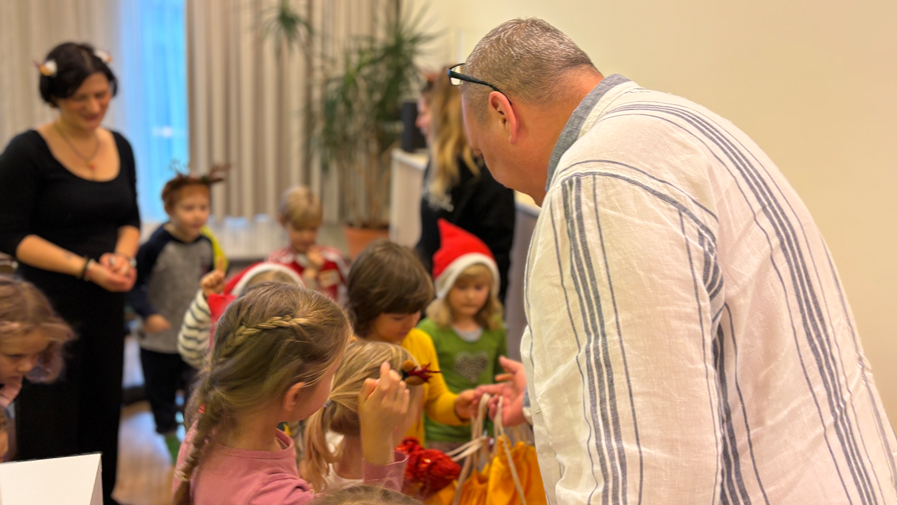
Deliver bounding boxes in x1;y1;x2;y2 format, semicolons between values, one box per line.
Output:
0;130;140;504
416;158;516;304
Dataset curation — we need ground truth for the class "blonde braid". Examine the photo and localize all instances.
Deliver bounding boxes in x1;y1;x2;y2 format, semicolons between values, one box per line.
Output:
173;383;228;505
217;315;311;361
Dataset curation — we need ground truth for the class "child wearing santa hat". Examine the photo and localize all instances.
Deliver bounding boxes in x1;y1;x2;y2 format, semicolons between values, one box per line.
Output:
417;219;507;453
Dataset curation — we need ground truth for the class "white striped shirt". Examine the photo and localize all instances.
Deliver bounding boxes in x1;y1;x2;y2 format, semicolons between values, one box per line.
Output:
521;75;897;504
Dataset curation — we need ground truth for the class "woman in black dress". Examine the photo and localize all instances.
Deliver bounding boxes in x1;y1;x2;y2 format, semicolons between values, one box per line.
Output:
415;70;516;303
0;43;140;505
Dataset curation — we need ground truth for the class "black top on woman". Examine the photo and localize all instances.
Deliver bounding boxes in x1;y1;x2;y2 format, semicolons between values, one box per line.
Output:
0;42;140;505
414;71;516;303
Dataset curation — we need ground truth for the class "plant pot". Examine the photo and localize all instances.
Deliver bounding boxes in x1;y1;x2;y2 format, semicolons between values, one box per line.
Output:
343;224;390;260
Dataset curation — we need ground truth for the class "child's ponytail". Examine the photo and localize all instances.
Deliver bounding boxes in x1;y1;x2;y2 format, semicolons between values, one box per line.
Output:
304;402;340;491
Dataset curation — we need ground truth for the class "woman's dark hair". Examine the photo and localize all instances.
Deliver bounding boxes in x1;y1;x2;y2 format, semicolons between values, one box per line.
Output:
39;42;118;106
346;239;434;337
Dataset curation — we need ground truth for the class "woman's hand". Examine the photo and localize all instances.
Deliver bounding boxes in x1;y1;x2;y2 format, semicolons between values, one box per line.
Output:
88;261;136;292
100;252;133;277
144;314;172;334
358;361;410;466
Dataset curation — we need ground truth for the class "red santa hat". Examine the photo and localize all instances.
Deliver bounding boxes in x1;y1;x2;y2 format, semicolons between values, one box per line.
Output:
207;262;305;340
432;219;500;299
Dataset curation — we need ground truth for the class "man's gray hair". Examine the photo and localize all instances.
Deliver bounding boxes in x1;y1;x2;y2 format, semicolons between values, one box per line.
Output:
463;18;596;120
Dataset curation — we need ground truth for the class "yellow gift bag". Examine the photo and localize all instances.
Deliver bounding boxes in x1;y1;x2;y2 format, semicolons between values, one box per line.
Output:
451;395;546;505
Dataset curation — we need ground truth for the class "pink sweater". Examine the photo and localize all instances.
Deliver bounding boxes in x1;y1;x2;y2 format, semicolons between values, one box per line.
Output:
173;428;407;505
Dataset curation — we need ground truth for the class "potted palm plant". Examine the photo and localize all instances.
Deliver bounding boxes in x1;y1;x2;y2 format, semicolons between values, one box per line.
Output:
262;0;434;258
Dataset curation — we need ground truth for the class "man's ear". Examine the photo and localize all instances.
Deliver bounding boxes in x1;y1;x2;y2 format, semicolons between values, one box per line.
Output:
283;381;306;412
489;91;519;144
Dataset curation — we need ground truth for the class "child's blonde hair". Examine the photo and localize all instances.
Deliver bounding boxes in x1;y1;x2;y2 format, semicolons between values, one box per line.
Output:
304;339;417;492
279;185;323;230
174;282;350;505
0;277;74;383
309;485;421;504
426;263;503;331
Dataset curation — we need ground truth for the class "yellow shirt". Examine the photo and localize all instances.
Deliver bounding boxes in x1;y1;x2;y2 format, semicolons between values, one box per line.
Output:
401;328;465;443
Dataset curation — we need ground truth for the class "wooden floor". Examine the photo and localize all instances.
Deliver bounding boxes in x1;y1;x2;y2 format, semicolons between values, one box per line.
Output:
114;336;174;505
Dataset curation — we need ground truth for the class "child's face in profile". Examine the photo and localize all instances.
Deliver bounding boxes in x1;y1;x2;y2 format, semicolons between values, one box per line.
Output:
369;312;421;345
0;330;50;384
167;185;211;241
285;222;319;254
448;274;491;320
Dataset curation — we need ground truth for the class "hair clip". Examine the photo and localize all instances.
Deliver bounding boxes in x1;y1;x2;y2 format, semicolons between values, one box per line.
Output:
401;360;440;386
94;49;112;64
35;60;57;77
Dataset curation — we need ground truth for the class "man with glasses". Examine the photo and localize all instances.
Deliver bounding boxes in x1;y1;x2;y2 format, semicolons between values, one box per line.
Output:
462;18;897;505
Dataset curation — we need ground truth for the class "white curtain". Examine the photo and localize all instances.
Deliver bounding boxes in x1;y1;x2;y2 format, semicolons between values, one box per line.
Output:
0;0;122;144
186;0;381;223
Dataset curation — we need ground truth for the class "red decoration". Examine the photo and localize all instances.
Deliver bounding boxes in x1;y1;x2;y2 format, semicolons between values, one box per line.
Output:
397;437;460;499
401;360;441;386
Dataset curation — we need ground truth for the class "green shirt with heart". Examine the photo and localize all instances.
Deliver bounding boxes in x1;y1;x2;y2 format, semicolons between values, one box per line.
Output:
418;317;508;443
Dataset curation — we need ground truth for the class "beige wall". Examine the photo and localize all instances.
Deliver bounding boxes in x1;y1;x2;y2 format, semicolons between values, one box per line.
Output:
419;1;897;420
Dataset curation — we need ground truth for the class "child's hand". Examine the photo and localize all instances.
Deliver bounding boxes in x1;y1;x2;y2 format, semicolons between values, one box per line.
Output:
144;314;172;334
454;389;476;420
305;246;325;271
358;361;410;466
201;257;227;297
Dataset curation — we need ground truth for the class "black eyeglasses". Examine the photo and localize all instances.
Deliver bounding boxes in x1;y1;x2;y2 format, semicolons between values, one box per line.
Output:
447;64;512;105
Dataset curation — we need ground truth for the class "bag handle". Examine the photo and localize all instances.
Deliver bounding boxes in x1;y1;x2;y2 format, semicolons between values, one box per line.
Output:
496;396;528;505
450;392;493;505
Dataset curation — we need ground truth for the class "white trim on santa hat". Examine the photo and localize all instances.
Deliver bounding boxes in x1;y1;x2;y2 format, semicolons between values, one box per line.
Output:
230;263;305;296
434;252;500;299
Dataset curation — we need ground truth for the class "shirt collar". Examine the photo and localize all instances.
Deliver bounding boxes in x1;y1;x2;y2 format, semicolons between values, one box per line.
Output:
546;74;631;190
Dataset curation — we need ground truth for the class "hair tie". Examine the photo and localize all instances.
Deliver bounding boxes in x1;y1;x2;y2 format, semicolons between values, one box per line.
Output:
35;60;57;77
93;49;112;64
401;360;440;386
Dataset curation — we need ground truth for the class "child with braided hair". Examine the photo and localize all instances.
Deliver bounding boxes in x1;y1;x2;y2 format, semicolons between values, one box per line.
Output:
173;282;410;505
304;339;425;492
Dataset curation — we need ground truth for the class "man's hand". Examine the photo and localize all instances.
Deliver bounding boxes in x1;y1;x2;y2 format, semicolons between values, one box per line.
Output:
472;356;528;427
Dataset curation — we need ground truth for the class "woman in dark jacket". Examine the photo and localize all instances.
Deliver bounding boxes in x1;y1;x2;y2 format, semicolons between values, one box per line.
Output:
415;71;515;303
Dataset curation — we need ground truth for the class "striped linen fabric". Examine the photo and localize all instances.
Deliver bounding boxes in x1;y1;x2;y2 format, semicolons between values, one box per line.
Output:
522;75;897;504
